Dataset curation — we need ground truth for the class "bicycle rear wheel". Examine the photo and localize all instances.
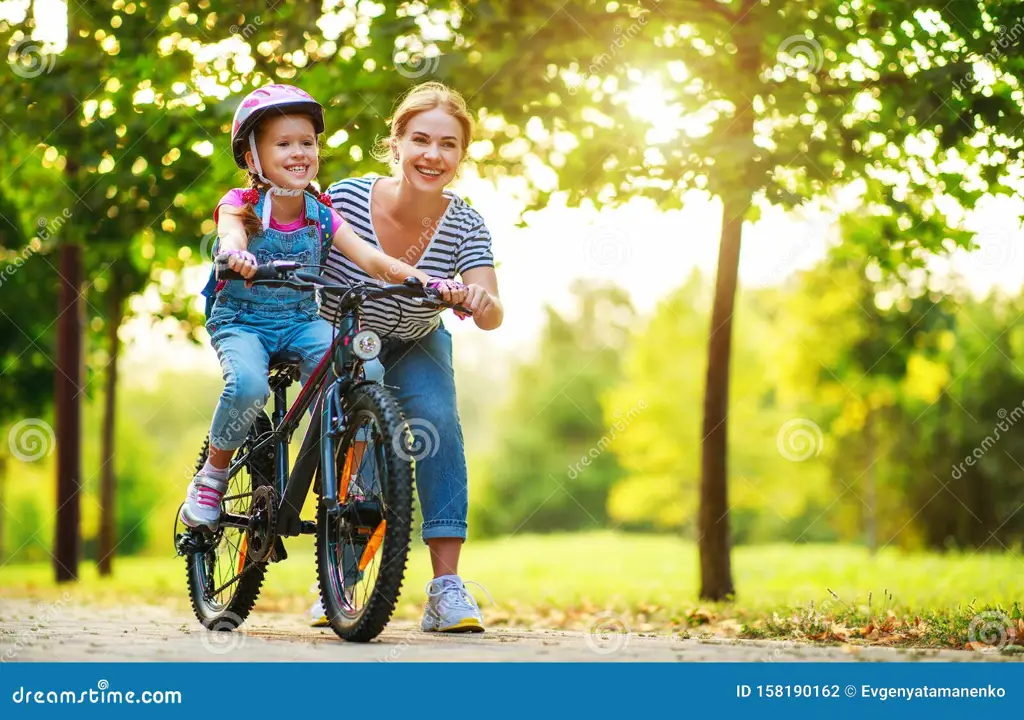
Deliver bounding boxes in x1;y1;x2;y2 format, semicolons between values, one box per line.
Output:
184;411;274;630
315;384;414;642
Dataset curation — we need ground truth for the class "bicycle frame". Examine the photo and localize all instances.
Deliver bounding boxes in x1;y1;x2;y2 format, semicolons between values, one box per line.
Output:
218;311;374;538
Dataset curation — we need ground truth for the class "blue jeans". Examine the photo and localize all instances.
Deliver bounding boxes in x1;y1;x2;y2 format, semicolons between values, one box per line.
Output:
206;299;333;451
366;324;468;543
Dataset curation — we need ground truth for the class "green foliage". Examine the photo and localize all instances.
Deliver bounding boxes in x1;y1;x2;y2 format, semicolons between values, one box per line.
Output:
473;280;636;536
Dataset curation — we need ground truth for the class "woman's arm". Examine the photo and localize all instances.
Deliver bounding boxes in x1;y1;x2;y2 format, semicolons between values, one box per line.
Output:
460;266;503;331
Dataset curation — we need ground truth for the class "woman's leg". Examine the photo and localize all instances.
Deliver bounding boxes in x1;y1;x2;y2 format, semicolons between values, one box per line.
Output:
380;325;469;562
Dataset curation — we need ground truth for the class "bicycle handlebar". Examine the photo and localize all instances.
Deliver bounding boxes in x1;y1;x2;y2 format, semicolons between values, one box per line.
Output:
216;260;474;316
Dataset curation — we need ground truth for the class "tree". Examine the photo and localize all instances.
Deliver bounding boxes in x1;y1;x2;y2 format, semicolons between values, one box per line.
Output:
421;0;1016;598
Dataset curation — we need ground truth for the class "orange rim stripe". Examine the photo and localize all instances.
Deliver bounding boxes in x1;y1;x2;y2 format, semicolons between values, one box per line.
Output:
358;520;387;571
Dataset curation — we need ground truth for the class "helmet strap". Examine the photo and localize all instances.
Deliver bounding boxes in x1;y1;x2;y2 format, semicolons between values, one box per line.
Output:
248;131;305;231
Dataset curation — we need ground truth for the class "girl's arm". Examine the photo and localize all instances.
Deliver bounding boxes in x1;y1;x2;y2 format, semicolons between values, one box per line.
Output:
216;205;249;251
215;205;257;278
333;223;431;286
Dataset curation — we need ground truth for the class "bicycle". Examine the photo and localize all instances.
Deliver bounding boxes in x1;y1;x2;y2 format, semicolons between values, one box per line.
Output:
174;259;471;642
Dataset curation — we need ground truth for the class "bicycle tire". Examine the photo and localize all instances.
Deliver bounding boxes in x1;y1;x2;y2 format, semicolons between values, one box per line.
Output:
185;411;274;631
315;384;414;642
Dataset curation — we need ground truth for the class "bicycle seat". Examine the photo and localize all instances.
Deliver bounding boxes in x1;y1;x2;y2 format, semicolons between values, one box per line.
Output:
269;350;303;372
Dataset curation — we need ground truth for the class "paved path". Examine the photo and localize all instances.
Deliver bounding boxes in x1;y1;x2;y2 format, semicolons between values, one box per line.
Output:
1;598;1019;662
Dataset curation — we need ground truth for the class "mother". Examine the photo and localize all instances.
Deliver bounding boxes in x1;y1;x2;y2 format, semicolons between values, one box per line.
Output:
316;82;503;632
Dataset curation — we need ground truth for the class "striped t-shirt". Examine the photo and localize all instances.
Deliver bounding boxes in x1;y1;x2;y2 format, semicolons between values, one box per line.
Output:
320;176;495;340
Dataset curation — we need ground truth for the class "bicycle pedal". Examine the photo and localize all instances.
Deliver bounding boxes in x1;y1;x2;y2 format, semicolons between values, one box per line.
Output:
271;537;288;563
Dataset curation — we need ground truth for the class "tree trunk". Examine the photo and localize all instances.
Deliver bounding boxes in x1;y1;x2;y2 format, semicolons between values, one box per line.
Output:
698;194;748;601
54;242;83;583
98;269;124;576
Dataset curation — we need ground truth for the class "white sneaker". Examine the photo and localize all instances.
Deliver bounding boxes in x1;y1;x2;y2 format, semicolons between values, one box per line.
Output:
179;472;227;531
308;591;329;628
420;575;491;633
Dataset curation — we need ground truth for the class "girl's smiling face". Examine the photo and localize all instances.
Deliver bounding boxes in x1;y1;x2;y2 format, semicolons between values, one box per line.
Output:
392;107;464;191
246;114;318;189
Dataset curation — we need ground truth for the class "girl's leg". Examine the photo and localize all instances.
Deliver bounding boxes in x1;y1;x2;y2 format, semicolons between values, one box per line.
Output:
181;325;270;530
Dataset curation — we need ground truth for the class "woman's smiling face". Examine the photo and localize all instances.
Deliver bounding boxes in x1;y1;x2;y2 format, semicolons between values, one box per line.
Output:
393;107;465;190
246;113;319;189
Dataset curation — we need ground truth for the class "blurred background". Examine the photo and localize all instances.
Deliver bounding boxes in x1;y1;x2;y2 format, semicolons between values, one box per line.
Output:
2;0;1024;635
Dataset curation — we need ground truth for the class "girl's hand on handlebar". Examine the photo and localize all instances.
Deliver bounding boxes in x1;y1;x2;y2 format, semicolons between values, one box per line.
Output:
219;250;258;280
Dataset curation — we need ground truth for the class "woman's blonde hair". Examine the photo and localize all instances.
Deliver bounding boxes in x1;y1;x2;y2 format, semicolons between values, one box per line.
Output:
372;82;475;165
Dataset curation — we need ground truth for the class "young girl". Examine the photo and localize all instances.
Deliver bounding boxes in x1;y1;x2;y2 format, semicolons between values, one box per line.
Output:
180;84;466;531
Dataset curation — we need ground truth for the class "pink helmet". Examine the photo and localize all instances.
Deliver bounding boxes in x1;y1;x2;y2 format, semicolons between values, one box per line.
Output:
230;84;325;169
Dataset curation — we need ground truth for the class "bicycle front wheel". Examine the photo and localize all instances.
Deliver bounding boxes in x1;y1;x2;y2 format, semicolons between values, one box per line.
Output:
315;384;414;642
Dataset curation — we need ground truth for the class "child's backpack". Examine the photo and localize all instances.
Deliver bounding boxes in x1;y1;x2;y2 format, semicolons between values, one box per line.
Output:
200;189;334;320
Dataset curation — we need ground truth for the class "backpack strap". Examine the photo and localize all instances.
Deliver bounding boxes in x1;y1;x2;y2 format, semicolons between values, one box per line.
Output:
304;190;334;267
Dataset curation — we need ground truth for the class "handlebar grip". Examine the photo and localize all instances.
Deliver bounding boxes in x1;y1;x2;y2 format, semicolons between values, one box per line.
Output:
216;262;280;282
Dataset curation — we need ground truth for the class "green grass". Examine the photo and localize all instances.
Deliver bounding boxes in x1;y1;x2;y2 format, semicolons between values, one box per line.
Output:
2;532;1021;650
